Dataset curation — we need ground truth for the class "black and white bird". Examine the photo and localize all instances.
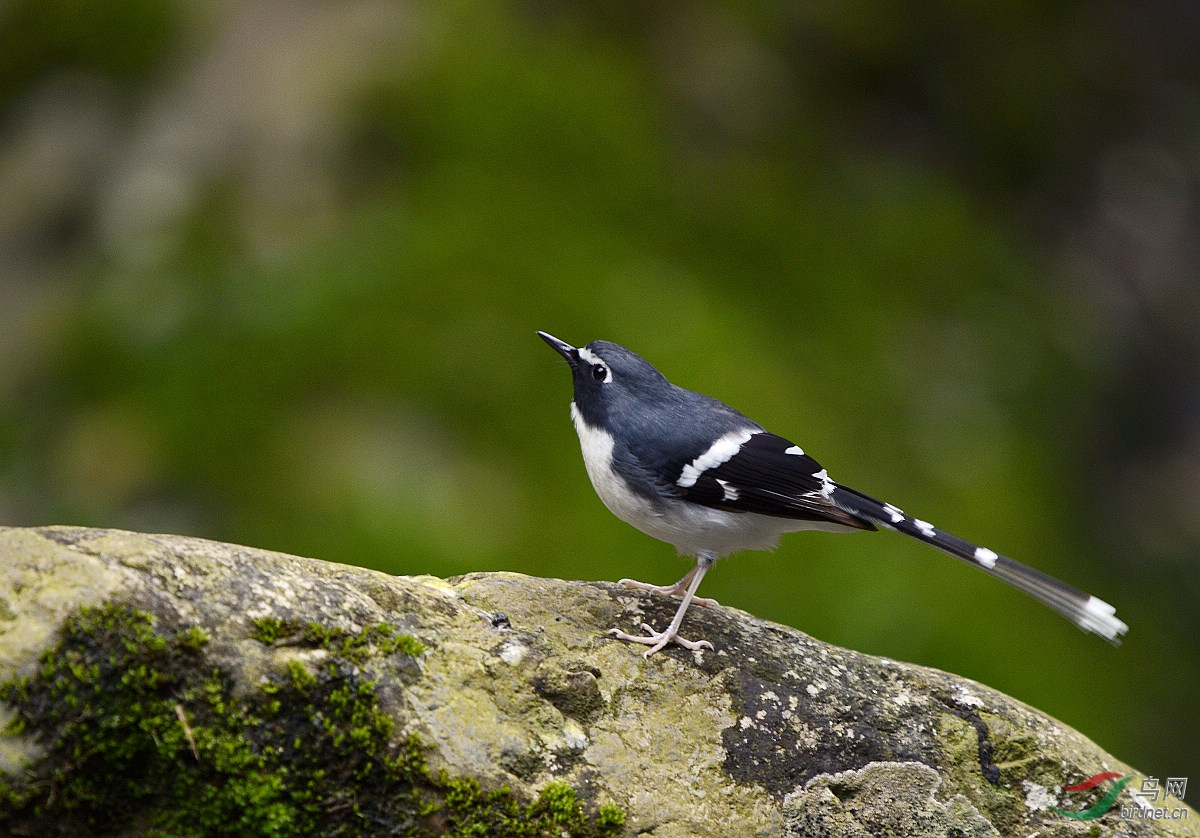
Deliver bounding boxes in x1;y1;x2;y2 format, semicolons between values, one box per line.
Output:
539;331;1128;657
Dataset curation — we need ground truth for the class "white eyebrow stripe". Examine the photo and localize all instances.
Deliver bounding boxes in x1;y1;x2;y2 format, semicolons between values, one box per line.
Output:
576;346;612;382
677;429;760;487
577;346;603;366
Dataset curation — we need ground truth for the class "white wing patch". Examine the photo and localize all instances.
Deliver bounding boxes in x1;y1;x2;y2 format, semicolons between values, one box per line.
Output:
785;445;805;456
677;429;759;488
882;503;905;524
812;468;835;498
715;479;739;501
913;519;936;537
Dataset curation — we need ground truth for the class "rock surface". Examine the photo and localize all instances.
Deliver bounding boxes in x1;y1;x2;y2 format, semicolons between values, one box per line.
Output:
0;525;1193;837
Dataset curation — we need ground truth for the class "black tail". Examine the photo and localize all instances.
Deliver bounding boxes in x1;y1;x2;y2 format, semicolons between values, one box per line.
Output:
829;484;1128;645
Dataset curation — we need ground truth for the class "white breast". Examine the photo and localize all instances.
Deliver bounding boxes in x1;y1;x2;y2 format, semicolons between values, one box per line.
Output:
570;402;661;533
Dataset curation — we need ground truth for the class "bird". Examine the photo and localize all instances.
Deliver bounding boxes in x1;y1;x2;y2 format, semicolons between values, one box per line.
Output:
538;330;1128;657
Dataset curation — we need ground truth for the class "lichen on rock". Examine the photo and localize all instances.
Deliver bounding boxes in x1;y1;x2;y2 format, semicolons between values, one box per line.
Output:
784;761;1000;838
0;526;1193;837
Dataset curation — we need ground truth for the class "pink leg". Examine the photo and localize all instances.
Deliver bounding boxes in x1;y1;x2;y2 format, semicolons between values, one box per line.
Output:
610;559;714;657
617;564;719;607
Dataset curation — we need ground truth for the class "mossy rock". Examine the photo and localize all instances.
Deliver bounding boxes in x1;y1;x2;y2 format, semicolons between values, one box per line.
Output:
0;526;1193;837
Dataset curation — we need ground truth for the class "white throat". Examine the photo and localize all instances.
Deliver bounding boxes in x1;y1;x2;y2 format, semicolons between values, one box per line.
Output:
570;401;616;490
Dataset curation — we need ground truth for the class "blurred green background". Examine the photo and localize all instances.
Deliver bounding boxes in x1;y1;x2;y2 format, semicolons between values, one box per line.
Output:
1;0;1197;787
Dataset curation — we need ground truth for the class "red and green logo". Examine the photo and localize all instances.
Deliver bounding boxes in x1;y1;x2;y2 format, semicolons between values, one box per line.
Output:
1052;772;1134;820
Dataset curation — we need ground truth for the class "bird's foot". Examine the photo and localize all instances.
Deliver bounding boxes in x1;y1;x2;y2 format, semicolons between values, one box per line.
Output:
609;624;714;658
617;578;718;607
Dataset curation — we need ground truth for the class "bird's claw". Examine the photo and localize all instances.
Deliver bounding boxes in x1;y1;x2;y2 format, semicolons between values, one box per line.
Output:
608;626;714;657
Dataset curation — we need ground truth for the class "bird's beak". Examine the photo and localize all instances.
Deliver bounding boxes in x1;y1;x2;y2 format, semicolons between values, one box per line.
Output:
537;331;577;364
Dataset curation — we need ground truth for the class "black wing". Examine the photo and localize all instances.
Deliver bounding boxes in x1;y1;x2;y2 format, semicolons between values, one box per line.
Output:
678;432;875;531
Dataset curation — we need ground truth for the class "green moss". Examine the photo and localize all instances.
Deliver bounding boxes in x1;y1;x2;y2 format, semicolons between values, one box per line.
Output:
434;776;623;838
596;803;626;830
0;602;625;837
286;659;316;692
300;620;427;663
249;616;289;645
252;616;427;662
178;625;212;651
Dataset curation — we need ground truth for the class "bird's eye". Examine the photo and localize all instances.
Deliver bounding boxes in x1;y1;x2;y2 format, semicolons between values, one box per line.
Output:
592;364;609;382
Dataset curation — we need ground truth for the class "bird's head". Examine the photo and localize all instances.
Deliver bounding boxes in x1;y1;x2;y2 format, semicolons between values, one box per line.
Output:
538;331;673;425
